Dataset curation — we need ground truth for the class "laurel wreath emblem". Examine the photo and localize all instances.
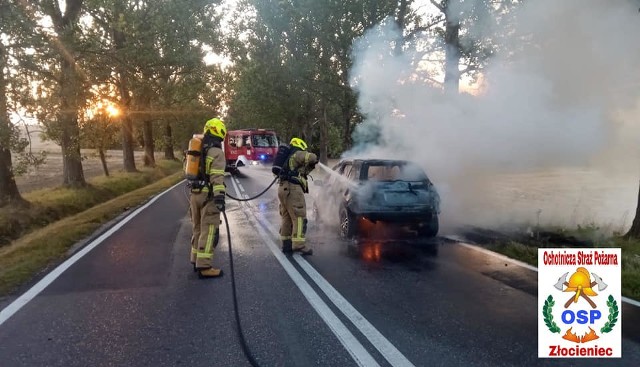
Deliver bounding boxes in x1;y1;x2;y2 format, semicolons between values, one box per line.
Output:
543;295;561;333
600;295;619;333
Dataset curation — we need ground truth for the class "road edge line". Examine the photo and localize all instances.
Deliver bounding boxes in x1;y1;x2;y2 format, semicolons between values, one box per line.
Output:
0;180;186;327
443;235;640;308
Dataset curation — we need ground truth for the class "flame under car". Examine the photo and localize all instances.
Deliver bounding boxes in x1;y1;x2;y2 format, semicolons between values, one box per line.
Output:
312;159;441;239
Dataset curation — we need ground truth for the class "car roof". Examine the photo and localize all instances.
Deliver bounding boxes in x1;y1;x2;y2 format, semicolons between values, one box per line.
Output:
338;158;413;165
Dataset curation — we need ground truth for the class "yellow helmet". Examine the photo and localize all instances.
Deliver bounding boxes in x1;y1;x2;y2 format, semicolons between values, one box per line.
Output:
290;137;307;150
203;118;226;139
564;267;597;297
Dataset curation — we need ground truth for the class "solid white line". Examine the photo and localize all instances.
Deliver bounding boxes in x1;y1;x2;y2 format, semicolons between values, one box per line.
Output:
250;211;415;367
0;180;187;327
293;256;415;367
228;178;380;367
443;235;640;308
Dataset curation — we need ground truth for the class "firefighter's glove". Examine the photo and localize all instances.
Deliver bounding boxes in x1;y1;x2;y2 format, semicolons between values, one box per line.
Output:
213;194;226;212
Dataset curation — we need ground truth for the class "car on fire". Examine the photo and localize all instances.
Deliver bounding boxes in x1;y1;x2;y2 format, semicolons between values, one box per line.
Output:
312;159;441;239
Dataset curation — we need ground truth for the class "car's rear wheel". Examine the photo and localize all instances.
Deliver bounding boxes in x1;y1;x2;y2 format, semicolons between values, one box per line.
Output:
339;206;357;239
417;214;439;237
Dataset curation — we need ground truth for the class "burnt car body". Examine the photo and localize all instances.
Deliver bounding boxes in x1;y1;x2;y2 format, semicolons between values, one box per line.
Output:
312;159;440;238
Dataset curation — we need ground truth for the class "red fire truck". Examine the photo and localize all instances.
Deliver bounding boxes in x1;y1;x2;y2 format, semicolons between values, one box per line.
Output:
223;128;279;171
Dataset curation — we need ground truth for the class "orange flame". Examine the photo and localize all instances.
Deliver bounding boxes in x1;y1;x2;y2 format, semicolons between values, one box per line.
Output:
562;327;581;343
581;327;600;343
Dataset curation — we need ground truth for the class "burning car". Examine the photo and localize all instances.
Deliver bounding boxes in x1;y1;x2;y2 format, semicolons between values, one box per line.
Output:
312;159;441;239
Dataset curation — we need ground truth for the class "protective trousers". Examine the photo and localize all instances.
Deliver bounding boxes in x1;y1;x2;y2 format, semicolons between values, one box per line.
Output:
278;181;310;252
189;191;221;269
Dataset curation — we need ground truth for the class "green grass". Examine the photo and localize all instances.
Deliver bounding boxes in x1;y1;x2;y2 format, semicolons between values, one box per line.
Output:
0;170;184;297
0;160;182;246
488;240;539;266
482;226;640;301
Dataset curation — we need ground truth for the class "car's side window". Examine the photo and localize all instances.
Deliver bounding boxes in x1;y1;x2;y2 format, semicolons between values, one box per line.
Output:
351;162;361;181
346;166;357;181
342;163;352;179
366;165;386;181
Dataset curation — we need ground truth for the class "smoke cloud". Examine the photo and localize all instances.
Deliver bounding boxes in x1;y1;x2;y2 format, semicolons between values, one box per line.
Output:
345;0;640;232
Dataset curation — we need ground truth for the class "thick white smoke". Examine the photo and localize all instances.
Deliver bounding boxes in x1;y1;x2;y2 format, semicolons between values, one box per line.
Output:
346;0;640;232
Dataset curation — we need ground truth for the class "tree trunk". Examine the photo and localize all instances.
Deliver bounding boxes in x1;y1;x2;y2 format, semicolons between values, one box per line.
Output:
443;0;461;94
319;102;328;164
394;0;408;54
98;148;109;177
120;115;137;172
138;85;155;167
163;121;176;160
58;27;85;187
625;180;640;238
342;100;352;150
0;43;26;207
0;148;25;207
142;120;155;167
113;4;137;173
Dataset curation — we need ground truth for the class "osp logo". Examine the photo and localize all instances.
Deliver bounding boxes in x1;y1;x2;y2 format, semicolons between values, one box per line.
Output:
538;248;622;358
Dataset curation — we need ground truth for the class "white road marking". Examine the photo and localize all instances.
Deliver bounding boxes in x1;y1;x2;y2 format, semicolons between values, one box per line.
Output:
0;180;187;327
293;256;415;367
249;211;415;367
443;235;640;308
228;178;380;367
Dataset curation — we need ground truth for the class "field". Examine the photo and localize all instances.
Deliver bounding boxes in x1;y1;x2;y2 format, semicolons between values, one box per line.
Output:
439;167;638;234
14;125;169;193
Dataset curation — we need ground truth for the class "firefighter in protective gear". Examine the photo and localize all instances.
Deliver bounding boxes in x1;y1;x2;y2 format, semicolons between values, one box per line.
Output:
189;117;227;278
278;137;318;255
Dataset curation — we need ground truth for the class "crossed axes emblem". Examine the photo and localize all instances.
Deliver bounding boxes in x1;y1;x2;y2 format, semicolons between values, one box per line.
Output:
553;269;608;309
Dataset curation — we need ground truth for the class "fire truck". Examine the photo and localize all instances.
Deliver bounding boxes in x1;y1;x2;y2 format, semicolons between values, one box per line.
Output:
223;128;279;172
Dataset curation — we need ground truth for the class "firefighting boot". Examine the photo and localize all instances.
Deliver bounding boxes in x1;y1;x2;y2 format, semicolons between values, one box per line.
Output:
293;243;313;256
282;239;293;255
198;267;223;278
190;249;197;272
295;247;313;256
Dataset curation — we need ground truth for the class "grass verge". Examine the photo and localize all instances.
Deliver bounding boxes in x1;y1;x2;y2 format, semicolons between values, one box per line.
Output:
0;169;184;297
469;226;640;301
0;160;182;246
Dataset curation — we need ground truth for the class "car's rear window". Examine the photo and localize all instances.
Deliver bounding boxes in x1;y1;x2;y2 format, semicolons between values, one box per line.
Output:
363;162;429;182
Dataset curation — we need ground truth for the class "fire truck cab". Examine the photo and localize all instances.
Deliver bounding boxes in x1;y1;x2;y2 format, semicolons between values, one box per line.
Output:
223;128;279;171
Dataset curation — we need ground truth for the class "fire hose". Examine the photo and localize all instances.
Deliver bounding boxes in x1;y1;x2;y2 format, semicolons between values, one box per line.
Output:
221;208;261;367
225;177;278;201
221;177;278;366
183;174;301;366
183;177;278;367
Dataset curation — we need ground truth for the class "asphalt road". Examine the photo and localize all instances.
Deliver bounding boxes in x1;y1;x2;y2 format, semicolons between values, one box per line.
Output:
0;164;639;367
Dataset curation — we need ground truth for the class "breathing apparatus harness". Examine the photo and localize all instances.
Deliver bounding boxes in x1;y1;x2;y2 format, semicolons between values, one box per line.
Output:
270;145;314;193
186;134;223;200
